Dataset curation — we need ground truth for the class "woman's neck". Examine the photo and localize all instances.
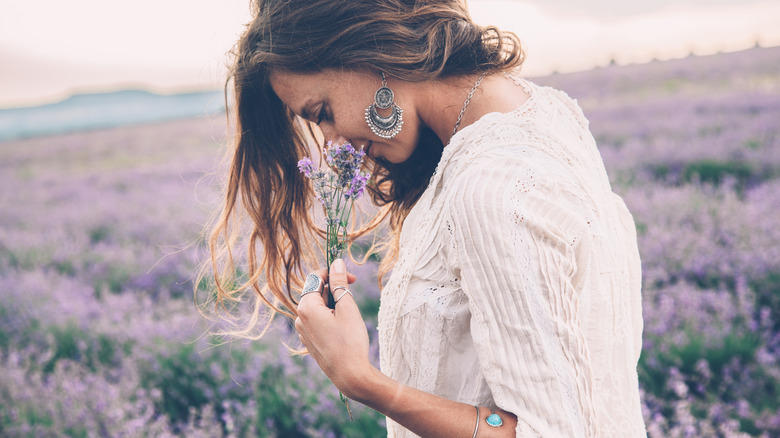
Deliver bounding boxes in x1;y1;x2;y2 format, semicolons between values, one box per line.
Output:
412;73;531;145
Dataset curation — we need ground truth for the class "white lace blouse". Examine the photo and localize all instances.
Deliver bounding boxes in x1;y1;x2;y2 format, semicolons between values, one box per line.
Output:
377;78;647;437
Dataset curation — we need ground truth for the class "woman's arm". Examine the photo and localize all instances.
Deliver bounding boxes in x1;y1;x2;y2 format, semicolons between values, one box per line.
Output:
355;366;517;438
295;259;518;438
444;160;600;437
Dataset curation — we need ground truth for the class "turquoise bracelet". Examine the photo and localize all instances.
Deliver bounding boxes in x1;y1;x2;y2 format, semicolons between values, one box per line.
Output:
486;409;504;427
473;406;503;437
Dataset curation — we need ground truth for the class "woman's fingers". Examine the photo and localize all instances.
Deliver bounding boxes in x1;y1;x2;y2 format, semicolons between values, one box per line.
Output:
313;267;358;284
309;262;357;306
329;260;365;338
329;258;349;288
295;259;371;396
299;261;359;312
330;259;358;314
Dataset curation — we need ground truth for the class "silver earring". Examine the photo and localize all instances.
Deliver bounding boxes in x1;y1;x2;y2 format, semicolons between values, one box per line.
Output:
364;72;404;139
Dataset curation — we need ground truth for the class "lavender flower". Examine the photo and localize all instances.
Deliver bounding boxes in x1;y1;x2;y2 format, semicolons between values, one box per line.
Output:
298;141;369;274
297;156;315;177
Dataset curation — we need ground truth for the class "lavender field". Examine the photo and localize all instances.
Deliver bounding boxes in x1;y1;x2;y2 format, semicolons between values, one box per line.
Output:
1;46;779;437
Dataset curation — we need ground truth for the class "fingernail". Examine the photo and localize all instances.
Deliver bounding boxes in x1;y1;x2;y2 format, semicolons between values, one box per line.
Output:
332;258;345;274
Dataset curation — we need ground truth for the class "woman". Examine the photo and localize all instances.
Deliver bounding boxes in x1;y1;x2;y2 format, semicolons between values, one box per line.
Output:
206;0;647;436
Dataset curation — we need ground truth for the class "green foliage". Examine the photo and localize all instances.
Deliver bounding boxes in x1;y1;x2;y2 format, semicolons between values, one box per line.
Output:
647;159;769;188
0;306;9;352
53;259;77;276
0;308;41;355
697;124;724;137
679;332;759;379
1;246;48;271
639;329;762;400
88;225;112;244
42;324;125;373
648;163;673;181
252;362;312;437
687;271;736;292
137;338;387;437
15;406;54;430
140;342;222;427
750;271;780;330
681;160;755;187
358;297;381;321
748;366;780;413
93;264;131;294
743;138;762;150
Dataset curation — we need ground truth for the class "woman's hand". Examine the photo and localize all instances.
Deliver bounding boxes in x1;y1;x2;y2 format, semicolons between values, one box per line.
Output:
295;258;373;399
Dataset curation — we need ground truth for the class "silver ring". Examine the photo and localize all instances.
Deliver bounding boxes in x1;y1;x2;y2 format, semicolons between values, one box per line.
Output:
300;273;323;298
334;288;353;304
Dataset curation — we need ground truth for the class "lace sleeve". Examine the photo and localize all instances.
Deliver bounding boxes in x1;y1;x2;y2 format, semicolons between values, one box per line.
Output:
445;156;599;437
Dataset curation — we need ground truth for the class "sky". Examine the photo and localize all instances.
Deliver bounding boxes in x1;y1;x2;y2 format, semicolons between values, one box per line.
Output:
1;0;779;108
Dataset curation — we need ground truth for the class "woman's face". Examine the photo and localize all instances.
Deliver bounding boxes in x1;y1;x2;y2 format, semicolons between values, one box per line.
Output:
269;69;421;164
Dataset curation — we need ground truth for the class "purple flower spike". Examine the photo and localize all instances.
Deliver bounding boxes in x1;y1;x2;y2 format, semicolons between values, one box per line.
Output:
297;157;315;177
345;170;369;200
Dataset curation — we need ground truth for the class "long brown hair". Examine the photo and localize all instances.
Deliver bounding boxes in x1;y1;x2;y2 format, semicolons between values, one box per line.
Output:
200;0;525;338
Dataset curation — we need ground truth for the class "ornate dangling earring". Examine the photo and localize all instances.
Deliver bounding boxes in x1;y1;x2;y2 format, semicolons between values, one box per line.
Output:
364;72;404;139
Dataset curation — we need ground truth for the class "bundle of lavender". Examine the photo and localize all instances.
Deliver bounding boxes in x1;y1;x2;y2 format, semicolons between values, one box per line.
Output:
297;141;370;418
298;142;370;304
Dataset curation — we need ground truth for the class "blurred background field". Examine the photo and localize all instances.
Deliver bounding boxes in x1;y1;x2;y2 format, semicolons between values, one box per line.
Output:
1;46;780;437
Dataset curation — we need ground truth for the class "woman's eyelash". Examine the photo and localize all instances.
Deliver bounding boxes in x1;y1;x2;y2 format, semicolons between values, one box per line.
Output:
316;108;327;125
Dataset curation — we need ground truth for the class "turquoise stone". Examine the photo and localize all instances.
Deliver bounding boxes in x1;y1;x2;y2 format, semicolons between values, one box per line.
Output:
486;413;503;427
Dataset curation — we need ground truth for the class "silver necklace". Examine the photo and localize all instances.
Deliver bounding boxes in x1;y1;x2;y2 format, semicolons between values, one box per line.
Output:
451;73;486;138
427;73;487;186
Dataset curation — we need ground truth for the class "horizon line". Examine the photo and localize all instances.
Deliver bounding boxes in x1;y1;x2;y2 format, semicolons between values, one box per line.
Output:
1;43;776;111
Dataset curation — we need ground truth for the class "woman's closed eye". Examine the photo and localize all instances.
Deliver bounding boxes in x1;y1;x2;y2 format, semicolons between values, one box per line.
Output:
299;105;328;125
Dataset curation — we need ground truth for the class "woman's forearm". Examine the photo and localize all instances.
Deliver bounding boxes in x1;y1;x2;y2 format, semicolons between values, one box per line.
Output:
350;366;518;438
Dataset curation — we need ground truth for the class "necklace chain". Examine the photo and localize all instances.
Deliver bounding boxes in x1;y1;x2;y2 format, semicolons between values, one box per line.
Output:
451;73;486;138
428;73;487;185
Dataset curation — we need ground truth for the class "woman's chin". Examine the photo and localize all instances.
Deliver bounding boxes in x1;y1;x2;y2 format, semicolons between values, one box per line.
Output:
365;141;386;161
364;141;409;164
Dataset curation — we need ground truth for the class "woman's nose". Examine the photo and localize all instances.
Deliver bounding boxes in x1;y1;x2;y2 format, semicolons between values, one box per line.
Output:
320;125;349;146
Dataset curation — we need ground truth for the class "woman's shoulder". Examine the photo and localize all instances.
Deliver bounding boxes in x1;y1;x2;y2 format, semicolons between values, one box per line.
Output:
440;78;604;187
503;70;591;130
451;83;588;149
439;130;602;231
443;125;572;193
440;146;554;219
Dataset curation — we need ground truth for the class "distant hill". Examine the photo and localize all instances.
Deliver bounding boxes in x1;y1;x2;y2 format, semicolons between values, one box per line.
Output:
532;46;780;105
0;89;224;142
